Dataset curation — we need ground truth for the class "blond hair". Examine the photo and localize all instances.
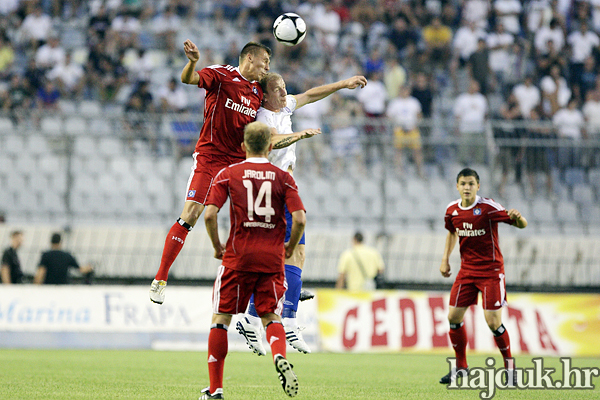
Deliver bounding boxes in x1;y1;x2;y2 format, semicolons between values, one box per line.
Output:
244;121;271;154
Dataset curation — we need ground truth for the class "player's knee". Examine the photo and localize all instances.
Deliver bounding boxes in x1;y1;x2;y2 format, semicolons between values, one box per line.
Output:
181;202;204;226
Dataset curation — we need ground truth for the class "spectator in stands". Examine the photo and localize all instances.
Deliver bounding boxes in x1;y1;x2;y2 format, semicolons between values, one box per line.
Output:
540;64;571;118
453;80;488;165
503;42;530;93
329;96;364;176
356;70;387;170
0;36;15;80
524;107;554;197
5;74;33;125
468;38;491;95
462;0;490;30
567;21;599;88
312;2;342;51
386;85;425;179
512;75;541;119
422;16;452;70
536;39;568;78
387;15;419;58
35;35;66;71
336;231;384;291
496;93;524;198
553;97;586;170
152;5;180;62
534;18;565;56
46;51;85;99
583;89;600;137
383;54;407;99
111;11;141;47
487;23;514;95
452;20;486;87
33;232;94;285
576;56;597;103
123;80;157;153
88;3;111;40
19;7;52;48
364;48;384;77
1;230;24;284
494;0;522;35
35;79;61;110
158;77;189;113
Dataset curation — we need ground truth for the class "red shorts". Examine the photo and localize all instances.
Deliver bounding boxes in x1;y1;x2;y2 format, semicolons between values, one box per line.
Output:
449;273;507;310
185;152;243;204
212;265;286;316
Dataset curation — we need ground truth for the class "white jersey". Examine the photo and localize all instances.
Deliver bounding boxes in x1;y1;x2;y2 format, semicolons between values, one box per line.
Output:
256;95;298;172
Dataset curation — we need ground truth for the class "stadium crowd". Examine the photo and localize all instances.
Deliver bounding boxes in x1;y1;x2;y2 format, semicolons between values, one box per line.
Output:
0;0;599;195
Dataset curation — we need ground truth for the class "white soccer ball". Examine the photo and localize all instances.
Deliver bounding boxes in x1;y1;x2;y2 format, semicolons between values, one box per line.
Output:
273;13;307;46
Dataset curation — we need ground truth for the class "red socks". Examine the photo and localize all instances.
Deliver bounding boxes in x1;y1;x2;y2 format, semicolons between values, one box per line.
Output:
266;321;287;361
207;325;228;393
448;322;468;369
493;325;513;369
155;221;189;281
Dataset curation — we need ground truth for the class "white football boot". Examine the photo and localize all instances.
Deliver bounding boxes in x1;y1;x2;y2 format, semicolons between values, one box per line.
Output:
236;317;267;356
149;279;167;304
274;354;299;397
285;326;311;354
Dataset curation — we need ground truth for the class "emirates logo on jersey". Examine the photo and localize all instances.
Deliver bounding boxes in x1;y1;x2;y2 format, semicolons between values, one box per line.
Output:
456;222;486;237
225;96;257;117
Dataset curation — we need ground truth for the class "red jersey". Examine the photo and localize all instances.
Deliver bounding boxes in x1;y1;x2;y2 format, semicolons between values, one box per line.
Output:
196;65;263;159
444;195;515;278
207;158;305;273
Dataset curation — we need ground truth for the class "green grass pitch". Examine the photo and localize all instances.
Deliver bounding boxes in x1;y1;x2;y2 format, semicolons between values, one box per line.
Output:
0;349;598;399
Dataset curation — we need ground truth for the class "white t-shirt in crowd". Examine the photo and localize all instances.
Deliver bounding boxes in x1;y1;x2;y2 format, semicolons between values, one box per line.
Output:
453;92;488;133
494;0;522;34
540;76;572;108
583;99;600;134
386;96;422;131
567;30;600;63
553;108;585;139
356;80;387;115
487;32;514;73
534;26;565;53
512;83;541;117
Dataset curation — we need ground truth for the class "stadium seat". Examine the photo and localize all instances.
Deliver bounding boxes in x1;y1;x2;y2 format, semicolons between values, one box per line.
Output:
4;135;25;155
0;116;14;132
557;202;580;225
26;134;49;155
40;117;64;135
78;100;102;117
564;168;586;187
572;184;595;206
74;136;97;156
58;100;77;114
333;177;356;197
90;118;113;136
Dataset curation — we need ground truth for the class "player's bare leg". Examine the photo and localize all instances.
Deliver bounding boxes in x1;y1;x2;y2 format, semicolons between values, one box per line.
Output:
440;306;469;384
484;309;516;385
150;201;205;304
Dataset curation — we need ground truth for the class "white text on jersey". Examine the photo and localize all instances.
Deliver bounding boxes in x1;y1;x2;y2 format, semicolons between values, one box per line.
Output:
225;98;257;117
242;170;276;180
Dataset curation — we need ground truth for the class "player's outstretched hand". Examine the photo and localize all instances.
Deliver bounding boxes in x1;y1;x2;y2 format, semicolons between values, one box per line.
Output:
183;39;200;62
440;261;452;278
213;243;225;260
506;208;522;221
300;128;321;139
344;75;368;89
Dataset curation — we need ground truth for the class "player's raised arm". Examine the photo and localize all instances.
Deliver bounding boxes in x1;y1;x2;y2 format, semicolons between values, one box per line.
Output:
507;208;528;229
271;128;321;149
181;39;200;85
294;75;367;109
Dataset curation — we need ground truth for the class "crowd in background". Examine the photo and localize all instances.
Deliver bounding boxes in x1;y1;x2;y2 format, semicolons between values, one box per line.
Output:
1;0;600;188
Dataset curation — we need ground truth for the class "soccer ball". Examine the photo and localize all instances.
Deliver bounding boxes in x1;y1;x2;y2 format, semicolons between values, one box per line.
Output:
273;13;307;46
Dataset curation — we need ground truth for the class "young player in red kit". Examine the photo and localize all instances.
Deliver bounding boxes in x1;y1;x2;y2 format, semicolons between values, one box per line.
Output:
149;39;272;303
439;168;527;385
200;121;306;399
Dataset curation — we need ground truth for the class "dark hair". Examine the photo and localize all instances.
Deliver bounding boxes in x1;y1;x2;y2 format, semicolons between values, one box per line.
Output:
239;42;272;64
353;231;364;243
457;168;480;183
51;232;62;244
244;121;271;154
10;230;22;238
